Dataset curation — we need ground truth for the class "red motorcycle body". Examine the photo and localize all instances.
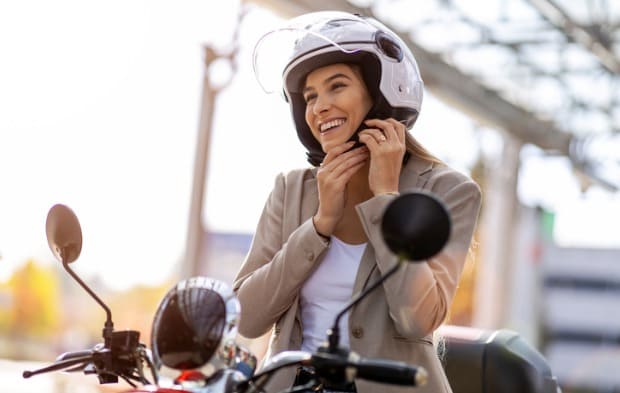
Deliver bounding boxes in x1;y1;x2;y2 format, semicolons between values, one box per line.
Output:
126;388;191;393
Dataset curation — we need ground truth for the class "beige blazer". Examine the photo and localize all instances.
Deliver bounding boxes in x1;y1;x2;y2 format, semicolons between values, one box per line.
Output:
233;155;482;393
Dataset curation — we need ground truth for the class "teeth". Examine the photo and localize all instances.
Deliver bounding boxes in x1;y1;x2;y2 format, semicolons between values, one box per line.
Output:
320;119;345;132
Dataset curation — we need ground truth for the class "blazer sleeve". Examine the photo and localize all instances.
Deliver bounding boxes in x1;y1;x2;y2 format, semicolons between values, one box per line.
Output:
356;168;482;338
232;172;329;338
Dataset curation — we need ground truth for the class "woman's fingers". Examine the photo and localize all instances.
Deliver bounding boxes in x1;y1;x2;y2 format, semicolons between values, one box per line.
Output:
320;141;356;167
385;118;406;143
361;118;405;145
357;118;406;195
320;143;367;174
315;144;369;234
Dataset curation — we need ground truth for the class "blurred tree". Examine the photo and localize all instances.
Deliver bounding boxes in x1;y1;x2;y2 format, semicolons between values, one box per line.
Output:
0;282;12;330
6;259;61;338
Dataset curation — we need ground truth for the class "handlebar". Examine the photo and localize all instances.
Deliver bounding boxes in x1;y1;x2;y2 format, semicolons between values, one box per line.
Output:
22;330;157;387
57;349;95;361
240;349;427;392
354;357;427;386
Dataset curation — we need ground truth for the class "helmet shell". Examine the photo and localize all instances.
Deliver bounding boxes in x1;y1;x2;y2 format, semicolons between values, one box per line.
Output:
151;277;240;372
261;12;424;165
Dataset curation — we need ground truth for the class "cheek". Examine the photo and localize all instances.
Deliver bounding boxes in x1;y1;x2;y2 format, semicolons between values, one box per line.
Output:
305;106;318;136
360;92;373;114
304;105;312;125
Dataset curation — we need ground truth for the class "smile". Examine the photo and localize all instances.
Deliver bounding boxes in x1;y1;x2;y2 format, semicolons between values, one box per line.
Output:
320;118;346;133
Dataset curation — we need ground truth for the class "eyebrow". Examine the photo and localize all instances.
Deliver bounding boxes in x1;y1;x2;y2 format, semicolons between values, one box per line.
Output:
302;73;353;95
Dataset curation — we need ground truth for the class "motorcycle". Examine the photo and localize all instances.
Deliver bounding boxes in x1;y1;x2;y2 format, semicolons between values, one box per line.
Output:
22;192;447;393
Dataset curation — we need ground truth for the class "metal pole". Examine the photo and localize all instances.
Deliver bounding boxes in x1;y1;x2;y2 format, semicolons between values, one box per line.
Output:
182;6;245;278
183;46;219;279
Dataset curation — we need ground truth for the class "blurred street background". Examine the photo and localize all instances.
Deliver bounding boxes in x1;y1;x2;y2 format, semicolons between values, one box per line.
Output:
1;0;619;392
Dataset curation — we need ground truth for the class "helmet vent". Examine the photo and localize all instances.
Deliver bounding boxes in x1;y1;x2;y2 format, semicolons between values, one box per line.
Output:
375;31;403;61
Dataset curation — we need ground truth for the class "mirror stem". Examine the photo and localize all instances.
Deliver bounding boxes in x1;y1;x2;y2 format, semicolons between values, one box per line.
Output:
62;261;114;346
327;257;404;352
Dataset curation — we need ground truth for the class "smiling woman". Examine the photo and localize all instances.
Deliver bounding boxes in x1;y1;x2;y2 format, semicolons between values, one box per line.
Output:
233;11;482;393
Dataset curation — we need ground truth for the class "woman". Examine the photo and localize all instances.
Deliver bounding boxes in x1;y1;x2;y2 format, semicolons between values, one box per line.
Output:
233;11;481;393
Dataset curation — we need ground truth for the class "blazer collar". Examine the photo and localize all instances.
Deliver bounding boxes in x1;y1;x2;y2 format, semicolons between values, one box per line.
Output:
400;154;435;190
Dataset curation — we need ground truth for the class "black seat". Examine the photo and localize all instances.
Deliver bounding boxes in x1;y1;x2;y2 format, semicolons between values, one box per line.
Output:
439;326;561;393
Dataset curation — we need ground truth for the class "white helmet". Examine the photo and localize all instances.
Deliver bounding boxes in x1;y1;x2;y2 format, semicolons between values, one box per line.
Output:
253;11;424;165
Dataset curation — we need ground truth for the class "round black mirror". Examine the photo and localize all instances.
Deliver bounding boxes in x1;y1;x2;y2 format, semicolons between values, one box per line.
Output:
381;192;451;261
46;204;83;264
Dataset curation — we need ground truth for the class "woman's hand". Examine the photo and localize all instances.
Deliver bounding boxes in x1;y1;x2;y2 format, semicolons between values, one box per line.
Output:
358;118;406;195
313;141;369;236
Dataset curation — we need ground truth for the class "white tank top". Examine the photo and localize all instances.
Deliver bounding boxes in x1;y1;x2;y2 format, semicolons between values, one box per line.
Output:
300;236;367;353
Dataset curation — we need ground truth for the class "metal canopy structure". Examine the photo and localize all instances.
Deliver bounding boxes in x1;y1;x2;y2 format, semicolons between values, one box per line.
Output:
250;0;620;190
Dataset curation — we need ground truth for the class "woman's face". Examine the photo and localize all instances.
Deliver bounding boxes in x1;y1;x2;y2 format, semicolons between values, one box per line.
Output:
303;63;373;152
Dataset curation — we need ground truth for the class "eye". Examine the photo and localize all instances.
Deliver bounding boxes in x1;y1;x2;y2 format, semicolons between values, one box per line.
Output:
304;93;316;103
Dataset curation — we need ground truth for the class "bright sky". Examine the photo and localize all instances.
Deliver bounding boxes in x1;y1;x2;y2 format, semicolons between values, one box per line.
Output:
0;0;618;290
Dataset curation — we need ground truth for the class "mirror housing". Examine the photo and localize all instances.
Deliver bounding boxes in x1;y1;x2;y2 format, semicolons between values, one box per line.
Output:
46;204;83;264
381;191;451;262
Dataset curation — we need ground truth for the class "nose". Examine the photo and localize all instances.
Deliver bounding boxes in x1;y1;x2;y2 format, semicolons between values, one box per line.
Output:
312;93;331;115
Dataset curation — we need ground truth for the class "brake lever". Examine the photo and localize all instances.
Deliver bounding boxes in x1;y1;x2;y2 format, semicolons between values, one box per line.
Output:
23;354;94;378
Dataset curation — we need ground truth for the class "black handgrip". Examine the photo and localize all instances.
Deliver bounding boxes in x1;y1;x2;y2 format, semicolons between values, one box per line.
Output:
355;358;427;386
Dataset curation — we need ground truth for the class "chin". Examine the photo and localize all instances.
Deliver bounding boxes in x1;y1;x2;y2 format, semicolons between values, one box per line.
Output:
320;139;345;152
